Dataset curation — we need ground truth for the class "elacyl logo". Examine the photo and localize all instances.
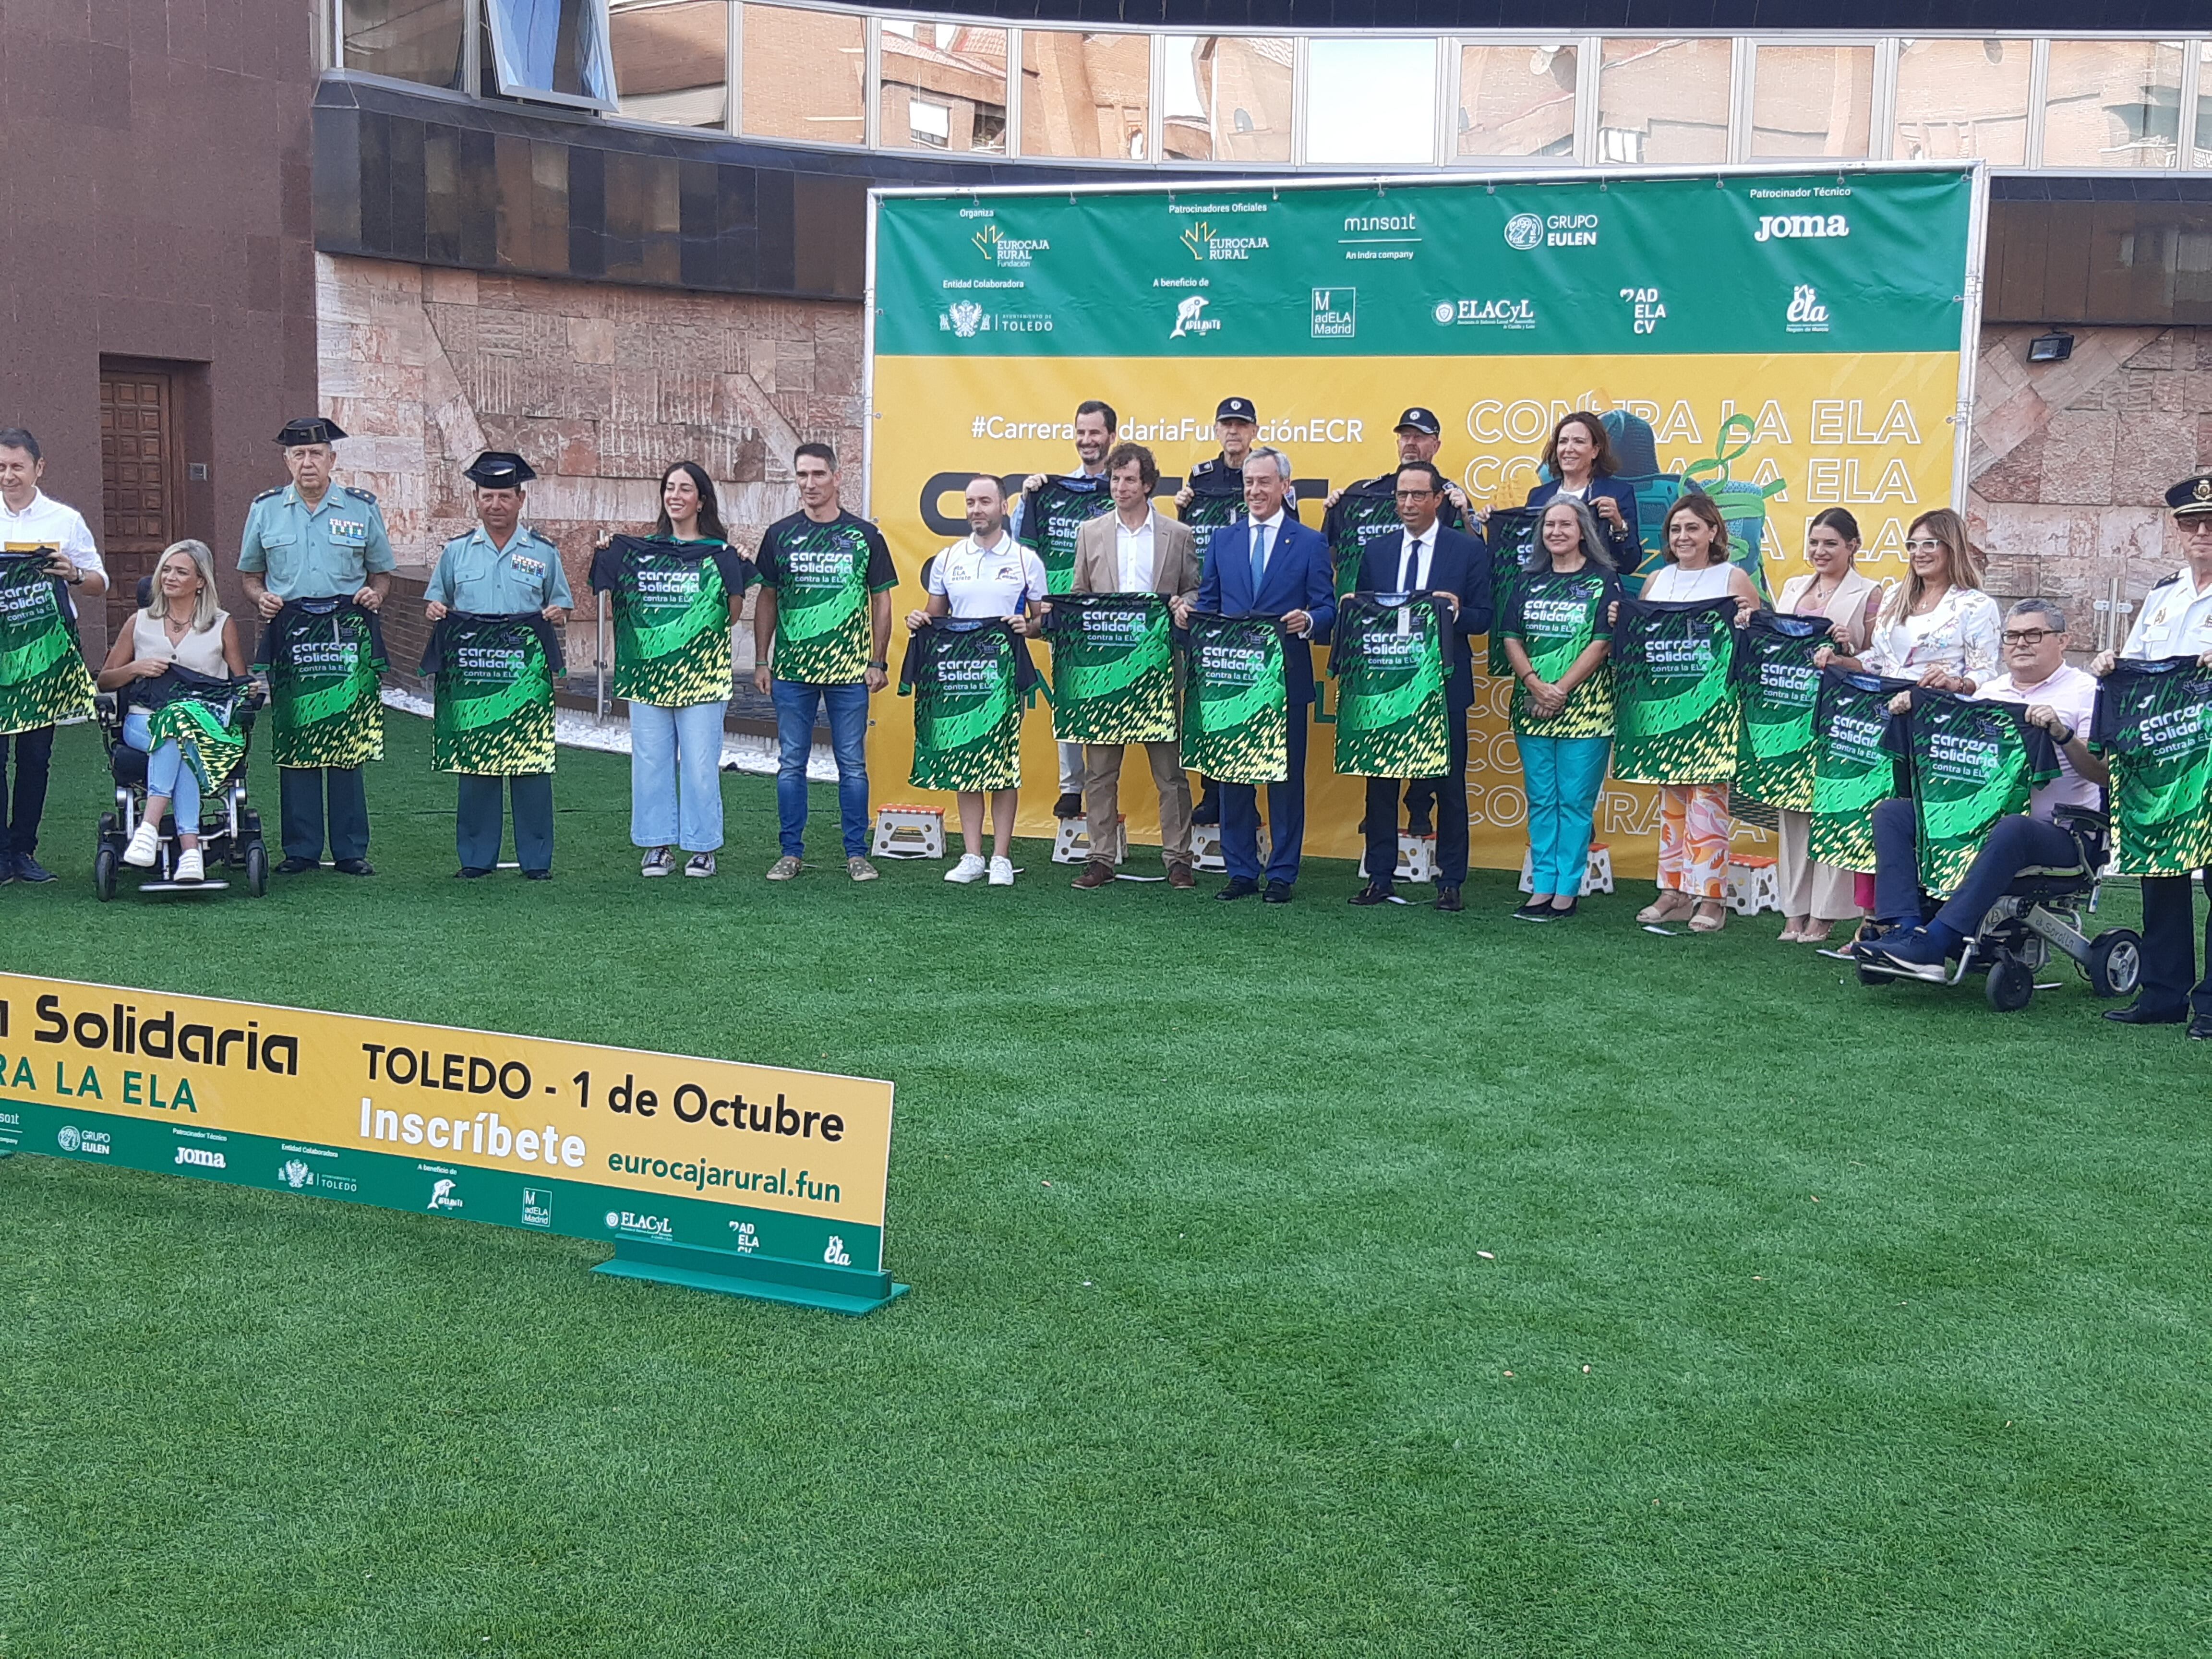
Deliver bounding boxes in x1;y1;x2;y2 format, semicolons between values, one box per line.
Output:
1756;213;1850;242
1503;214;1544;251
1433;298;1538;331
1170;295;1220;340
1786;284;1830;333
1310;288;1356;340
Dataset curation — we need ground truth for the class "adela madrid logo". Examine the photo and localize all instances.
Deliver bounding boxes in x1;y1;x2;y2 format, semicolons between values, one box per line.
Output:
1310;287;1356;340
1503;213;1544;251
279;1157;314;1190
1786;284;1831;333
1169;295;1220;340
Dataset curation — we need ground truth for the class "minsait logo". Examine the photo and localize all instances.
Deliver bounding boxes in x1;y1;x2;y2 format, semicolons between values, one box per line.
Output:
176;1145;225;1168
1310;287;1356;339
1503;213;1544;250
1434;298;1538;331
1170;295;1219;340
1757;213;1850;241
1786;284;1831;333
427;1177;461;1211
279;1158;314;1190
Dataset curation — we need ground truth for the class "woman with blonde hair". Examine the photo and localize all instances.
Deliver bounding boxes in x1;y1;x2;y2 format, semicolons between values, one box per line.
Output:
1817;507;1999;691
96;539;248;882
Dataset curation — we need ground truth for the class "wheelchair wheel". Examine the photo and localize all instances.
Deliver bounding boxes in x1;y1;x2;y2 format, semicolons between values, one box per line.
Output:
1985;952;2034;1013
2086;929;2143;998
244;841;268;899
93;845;118;903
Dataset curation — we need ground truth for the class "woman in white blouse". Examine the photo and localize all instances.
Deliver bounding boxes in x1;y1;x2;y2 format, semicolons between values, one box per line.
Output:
1817;508;2000;692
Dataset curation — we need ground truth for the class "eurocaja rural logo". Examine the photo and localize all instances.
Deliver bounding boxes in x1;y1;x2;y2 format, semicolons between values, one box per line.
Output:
973;222;1048;267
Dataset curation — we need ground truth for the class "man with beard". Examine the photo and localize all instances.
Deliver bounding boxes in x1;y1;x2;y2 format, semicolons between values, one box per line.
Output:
1013;398;1117;818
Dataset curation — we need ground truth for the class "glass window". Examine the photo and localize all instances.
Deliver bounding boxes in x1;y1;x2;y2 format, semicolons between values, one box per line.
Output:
2197;44;2212;170
486;0;616;108
2042;39;2184;170
1595;38;1729;166
340;0;467;88
609;1;727;129
879;23;1007;154
1750;44;1873;159
1892;38;2030;165
1163;36;1293;164
1307;38;1436;166
1021;31;1150;161
1456;41;1576;160
739;3;863;146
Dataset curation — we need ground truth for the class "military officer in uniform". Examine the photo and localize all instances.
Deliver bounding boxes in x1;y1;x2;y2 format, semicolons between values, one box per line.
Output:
2093;470;2212;1036
238;417;395;874
423;451;574;880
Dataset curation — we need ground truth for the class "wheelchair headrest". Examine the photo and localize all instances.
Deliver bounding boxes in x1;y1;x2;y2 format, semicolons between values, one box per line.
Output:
135;573;156;611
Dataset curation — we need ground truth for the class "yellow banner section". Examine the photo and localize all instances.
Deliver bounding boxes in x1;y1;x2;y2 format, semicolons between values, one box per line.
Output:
866;351;1959;875
0;974;894;1226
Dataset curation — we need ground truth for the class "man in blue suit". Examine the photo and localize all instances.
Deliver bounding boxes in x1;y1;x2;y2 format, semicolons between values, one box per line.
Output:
1345;462;1492;913
1181;446;1336;903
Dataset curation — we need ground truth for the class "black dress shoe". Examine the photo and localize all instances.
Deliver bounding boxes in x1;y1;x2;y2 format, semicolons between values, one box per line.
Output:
276;856;318;875
331;858;375;876
523;869;553;882
1512;901;1551;921
1406;814;1434;839
1348;883;1394;906
1433;885;1462;912
1052;792;1083;819
2190;1015;2212;1041
1190;792;1221;826
2104;1001;2185;1025
13;854;55;883
1262;880;1294;904
455;866;493;879
1215;876;1258;902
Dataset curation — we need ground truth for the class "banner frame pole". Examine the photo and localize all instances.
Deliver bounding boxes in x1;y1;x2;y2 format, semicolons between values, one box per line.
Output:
863;189;881;523
1951;159;1991;515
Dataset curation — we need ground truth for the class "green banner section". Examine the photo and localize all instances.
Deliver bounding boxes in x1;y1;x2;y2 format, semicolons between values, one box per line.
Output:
1333;594;1448;778
603;538;738;708
1732;613;1830;812
1181;613;1288;783
1045;593;1176;746
2092;656;2212;878
265;606;385;769
1809;670;1909;871
0;555;94;736
431;615;558;776
1908;690;2058;897
1017;474;1113;597
1611;596;1741;785
902;620;1026;792
877;169;1973;359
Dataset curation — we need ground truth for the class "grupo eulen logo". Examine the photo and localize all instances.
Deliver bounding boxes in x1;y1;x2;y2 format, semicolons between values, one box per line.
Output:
57;1125;81;1152
1503;213;1544;251
1756;212;1850;242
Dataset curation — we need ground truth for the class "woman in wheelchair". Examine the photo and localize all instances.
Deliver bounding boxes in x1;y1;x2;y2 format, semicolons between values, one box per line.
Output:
95;539;248;882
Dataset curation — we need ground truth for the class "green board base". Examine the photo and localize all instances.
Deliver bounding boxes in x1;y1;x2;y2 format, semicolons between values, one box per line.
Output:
592;1237;910;1315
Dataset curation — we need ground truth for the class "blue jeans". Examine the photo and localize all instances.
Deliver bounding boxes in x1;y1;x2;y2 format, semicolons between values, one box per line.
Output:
772;679;871;859
123;710;203;831
1519;732;1611;896
1871;796;2087;935
630;698;726;852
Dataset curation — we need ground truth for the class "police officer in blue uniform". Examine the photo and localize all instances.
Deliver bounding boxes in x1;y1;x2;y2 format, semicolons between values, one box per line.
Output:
424;452;574;880
239;417;394;874
2095;470;2212;1036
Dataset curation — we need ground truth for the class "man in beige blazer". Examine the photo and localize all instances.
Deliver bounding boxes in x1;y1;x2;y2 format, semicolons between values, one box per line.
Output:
1060;442;1201;890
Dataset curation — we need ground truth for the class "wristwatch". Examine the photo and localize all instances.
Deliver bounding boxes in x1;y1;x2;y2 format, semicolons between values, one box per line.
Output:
867;658;889;671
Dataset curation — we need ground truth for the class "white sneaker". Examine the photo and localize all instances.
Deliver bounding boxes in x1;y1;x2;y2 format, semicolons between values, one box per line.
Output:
945;853;988;884
123;821;160;868
641;846;673;878
684;853;716;878
174;848;204;883
988;856;1015;887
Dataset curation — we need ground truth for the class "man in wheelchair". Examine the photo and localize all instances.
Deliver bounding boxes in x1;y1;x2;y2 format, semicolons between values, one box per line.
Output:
1855;599;2113;987
92;541;264;893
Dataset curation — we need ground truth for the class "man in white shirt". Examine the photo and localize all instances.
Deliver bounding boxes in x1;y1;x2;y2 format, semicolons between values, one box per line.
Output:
2093;469;2212;1032
1060;443;1201;891
1860;599;2106;978
0;427;108;883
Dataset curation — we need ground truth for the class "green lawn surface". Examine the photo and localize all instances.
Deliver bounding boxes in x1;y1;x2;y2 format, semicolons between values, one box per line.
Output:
3;713;2207;1657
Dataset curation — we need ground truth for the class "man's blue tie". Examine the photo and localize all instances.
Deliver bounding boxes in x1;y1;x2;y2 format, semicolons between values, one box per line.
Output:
1249;523;1270;601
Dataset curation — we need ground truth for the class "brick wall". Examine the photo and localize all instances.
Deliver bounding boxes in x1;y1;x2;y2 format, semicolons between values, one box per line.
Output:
1969;323;2212;652
314;252;865;672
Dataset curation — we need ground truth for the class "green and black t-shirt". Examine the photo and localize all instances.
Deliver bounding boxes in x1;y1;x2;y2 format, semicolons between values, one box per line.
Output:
0;551;93;735
1322;474;1467;599
1482;508;1541;677
1610;596;1740;785
1732;612;1831;812
1331;593;1450;779
753;510;897;686
421;611;564;776
1180;612;1289;784
1502;564;1621;738
1178;459;1245;565
254;598;389;769
590;536;750;708
1043;592;1176;745
898;618;1032;793
1016;475;1113;597
1808;668;1911;870
1906;688;2060;896
2092;655;2212;876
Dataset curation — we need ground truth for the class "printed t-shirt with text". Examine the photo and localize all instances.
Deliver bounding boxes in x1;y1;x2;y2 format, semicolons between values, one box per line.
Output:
1503;565;1620;737
754;511;897;686
1610;595;1740;785
1732;612;1831;812
1180;613;1289;784
2092;655;2212;876
1906;688;2060;895
1016;475;1112;597
590;536;750;709
1332;593;1449;779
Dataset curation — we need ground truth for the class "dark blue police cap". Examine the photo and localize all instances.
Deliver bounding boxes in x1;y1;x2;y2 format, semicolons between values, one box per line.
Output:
464;450;537;489
1395;407;1442;435
275;417;347;447
1215;397;1257;423
2166;472;2212;517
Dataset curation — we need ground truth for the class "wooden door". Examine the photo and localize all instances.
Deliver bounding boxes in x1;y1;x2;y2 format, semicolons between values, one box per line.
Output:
99;368;178;630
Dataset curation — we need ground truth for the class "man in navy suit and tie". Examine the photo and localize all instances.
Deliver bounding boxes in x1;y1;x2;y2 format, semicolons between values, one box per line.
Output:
1178;445;1336;903
1346;461;1492;913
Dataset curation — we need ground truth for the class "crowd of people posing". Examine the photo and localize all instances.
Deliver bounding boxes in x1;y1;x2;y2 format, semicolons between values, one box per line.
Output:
6;404;2211;1034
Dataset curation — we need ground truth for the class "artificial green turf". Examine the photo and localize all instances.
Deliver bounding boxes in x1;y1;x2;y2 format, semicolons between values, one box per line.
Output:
3;712;2208;1657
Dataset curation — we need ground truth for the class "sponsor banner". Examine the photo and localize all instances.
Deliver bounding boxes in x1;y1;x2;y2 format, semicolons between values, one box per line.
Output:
868;167;1976;875
0;974;898;1304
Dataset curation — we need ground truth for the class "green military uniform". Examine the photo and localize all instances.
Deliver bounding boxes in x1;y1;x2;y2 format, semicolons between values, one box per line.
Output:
426;464;571;879
239;417;396;870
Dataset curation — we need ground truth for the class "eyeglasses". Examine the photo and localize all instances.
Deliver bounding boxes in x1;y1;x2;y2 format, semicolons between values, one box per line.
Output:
1904;538;1945;552
1395;488;1437;500
2001;628;2058;646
